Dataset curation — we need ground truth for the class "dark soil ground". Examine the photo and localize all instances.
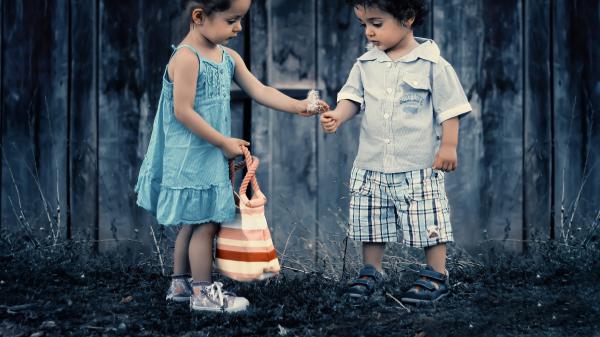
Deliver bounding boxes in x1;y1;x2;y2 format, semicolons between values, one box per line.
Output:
1;241;599;337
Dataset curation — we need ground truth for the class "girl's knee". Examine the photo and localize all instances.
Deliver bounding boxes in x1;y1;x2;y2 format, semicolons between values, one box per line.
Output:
193;222;219;236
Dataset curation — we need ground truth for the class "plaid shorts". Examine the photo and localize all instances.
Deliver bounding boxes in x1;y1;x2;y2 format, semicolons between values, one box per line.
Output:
348;167;453;248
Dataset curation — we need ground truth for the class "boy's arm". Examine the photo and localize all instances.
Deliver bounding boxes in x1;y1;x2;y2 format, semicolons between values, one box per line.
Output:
432;117;459;171
320;99;359;133
226;47;328;115
333;100;360;123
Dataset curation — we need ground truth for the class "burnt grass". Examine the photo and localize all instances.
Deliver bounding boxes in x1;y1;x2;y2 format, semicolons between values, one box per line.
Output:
1;241;599;337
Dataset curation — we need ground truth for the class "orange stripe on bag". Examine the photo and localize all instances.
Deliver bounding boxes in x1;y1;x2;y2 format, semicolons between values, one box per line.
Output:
216;248;277;262
217;243;275;253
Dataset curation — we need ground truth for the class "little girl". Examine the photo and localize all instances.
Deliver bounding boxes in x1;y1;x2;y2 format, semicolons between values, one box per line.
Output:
135;0;327;313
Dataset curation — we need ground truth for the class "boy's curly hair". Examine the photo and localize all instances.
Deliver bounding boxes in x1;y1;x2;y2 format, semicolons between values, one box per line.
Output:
346;0;429;27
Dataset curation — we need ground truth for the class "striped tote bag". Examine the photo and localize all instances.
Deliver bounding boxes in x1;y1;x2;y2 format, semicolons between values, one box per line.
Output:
215;146;280;281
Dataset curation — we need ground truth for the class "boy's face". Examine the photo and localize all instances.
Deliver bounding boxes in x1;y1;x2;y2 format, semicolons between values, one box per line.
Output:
354;5;413;52
199;0;252;45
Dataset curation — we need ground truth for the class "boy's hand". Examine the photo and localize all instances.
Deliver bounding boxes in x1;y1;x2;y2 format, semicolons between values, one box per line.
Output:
432;144;457;172
297;99;330;116
219;137;250;159
320;110;342;133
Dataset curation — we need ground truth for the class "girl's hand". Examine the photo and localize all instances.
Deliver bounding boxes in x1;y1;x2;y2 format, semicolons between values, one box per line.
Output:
297;99;330;116
320;110;341;133
219;137;250;159
432;144;457;172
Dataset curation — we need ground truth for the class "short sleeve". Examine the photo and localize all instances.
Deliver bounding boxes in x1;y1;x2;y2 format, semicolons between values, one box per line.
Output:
337;62;364;109
432;64;472;124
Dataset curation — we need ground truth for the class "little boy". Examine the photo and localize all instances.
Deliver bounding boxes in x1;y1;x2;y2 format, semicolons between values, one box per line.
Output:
321;0;471;303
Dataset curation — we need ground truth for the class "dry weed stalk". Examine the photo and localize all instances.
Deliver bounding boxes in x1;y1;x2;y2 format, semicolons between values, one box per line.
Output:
148;223;166;276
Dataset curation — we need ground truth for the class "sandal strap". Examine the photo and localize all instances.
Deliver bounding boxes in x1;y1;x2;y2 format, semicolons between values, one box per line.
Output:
413;279;437;291
419;268;446;282
348;278;374;290
358;265;383;281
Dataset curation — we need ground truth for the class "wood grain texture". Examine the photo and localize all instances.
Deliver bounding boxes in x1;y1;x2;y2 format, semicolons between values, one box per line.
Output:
1;0;69;244
1;0;597;257
315;0;364;269
434;0;524;249
524;0;552;243
251;0;319;263
69;0;98;242
98;1;181;253
552;0;600;244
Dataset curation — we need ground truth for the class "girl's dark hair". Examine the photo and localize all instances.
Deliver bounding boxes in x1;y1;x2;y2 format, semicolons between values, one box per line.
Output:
178;0;233;36
346;0;428;27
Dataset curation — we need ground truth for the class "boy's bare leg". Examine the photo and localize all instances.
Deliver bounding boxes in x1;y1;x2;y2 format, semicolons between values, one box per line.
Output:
362;242;386;272
172;224;194;275
424;243;447;275
188;222;220;282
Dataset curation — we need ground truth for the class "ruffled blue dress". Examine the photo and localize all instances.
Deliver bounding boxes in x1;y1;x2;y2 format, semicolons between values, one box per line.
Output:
135;44;236;225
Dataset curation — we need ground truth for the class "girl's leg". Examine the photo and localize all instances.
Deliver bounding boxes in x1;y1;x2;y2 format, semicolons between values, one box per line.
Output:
166;224;195;302
172;224;194;276
188;222;220;282
188;222;250;312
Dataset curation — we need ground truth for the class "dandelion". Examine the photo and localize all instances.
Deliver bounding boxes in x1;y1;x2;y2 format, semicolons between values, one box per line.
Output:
307;90;322;114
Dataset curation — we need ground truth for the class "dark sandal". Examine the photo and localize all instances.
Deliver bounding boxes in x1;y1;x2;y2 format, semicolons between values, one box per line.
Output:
346;265;385;299
401;266;449;304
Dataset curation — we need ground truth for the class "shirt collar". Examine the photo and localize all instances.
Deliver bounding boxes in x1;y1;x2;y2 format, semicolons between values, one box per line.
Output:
357;37;440;64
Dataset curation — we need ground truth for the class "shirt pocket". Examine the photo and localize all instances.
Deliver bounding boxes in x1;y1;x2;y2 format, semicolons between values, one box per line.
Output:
399;73;431;114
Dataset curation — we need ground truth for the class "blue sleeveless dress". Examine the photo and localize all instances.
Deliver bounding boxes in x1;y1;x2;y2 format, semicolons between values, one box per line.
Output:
135;44;236;225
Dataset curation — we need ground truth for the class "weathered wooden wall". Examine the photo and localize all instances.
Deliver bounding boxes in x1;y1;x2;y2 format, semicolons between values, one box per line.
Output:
1;0;599;261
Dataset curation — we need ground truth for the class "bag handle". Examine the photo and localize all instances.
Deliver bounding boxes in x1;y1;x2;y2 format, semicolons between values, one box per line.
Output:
228;146;267;208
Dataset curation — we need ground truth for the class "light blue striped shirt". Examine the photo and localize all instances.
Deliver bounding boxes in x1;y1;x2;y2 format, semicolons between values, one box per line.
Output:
338;38;472;173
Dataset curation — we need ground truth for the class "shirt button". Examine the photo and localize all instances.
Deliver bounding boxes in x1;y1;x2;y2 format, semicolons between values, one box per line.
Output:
383;113;390;119
386;88;393;94
413;81;419;86
387;63;392;68
384;139;391;144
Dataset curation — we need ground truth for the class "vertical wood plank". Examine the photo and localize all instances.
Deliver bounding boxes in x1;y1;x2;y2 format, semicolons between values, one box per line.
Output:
0;0;3;232
69;0;98;242
98;0;137;252
316;0;365;271
434;0;524;249
524;0;552;243
249;0;272;228
552;0;600;243
250;0;318;264
270;0;318;262
98;1;179;253
1;0;69;244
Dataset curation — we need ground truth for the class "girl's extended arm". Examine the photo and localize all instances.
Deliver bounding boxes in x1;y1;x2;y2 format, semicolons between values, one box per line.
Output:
225;47;327;115
171;49;248;158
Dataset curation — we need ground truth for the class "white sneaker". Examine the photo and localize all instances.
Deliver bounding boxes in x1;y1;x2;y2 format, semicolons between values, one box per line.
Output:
190;282;249;313
165;277;193;302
